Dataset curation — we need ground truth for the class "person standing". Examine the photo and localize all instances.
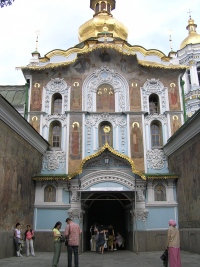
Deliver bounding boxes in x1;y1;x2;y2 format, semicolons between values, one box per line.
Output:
52;221;62;267
65;218;82;267
24;224;35;257
167;219;181;267
13;222;23;257
107;224;115;251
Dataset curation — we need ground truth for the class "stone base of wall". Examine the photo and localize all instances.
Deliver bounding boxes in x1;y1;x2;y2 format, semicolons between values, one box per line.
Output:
0;232;15;259
1;229;199;259
180;228;200;254
132;230;167;252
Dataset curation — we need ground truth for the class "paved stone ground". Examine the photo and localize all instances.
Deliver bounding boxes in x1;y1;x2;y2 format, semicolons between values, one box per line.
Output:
0;250;200;267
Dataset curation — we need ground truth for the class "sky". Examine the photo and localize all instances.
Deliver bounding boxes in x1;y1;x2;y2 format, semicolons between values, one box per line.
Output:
0;0;200;85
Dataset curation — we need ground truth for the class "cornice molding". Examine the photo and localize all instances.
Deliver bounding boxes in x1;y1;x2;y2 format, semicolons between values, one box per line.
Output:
0;95;49;154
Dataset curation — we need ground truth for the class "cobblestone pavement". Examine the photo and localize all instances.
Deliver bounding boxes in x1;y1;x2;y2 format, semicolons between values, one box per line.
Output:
0;250;200;267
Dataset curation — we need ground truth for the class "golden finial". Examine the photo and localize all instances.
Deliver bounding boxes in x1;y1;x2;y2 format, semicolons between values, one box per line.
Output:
35;30;40;51
187;9;192;19
168;29;173;51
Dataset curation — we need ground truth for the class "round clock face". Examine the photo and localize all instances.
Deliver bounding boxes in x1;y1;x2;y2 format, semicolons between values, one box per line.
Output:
103;126;111;133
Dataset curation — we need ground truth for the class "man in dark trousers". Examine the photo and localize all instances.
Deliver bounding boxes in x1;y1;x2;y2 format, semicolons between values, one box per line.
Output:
65;218;82;267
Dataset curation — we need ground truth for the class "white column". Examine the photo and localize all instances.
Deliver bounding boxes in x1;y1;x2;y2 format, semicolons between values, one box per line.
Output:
190;64;199;86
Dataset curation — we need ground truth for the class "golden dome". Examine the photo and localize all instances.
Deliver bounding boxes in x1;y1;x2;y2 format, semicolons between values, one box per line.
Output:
78;1;128;42
78;12;128;42
180;18;200;49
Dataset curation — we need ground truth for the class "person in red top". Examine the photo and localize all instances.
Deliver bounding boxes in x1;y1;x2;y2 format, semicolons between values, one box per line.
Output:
64;218;82;267
24;224;35;257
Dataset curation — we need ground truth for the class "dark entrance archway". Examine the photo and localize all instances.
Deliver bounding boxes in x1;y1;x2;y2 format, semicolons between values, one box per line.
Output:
81;191;134;251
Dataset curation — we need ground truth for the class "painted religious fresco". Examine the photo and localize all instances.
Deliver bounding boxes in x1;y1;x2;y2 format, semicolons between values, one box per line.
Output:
168;83;180;110
68;115;82;173
96;84;115;112
171;114;181;134
30;84;42;111
129;79;141;111
70;79;82;111
30;115;40;133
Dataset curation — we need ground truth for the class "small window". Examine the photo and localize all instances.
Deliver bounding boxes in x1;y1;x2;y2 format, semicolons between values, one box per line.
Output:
101;1;106;11
197;66;200;85
52;93;62;114
95;3;100;12
107;3;111;12
149;94;159;114
187;69;191;85
151;121;162;148
49;121;62;148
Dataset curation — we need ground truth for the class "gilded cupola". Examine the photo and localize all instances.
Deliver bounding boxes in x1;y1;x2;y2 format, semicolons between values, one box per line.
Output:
78;0;128;42
180;16;200;49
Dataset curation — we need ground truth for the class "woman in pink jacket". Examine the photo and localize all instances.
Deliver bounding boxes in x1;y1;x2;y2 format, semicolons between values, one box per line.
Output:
167;219;181;267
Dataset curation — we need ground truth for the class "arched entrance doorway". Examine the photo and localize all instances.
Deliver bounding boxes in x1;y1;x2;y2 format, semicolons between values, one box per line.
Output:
81;190;135;251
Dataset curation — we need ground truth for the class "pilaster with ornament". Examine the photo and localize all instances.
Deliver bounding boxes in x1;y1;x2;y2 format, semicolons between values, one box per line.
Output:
141;78;168;113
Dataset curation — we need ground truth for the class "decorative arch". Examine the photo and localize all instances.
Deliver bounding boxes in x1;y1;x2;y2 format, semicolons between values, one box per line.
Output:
80;170;136;190
141;78;168;113
82;66;130;112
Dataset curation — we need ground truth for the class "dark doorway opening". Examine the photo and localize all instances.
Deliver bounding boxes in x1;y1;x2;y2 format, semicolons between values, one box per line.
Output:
82;192;132;251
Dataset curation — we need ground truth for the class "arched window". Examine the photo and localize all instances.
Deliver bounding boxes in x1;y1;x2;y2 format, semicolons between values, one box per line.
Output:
49;121;62;148
52;93;62;114
107;3;111;12
101;1;106;11
149;94;159;114
95;3;100;12
151;121;162;148
44;185;56;202
154;184;166;201
187;69;191;85
99;121;113;147
197;66;200;85
96;84;115;112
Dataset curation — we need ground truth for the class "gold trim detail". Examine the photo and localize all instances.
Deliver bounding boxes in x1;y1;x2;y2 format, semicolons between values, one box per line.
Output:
146;175;178;179
20;43;188;71
68;143;146;180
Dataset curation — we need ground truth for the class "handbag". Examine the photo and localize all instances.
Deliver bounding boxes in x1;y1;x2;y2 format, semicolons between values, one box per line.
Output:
32;236;35;240
59;235;65;243
65;238;69;246
160;249;168;267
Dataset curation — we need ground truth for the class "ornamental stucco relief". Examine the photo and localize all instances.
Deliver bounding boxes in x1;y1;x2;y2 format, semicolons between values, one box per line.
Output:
43;114;68;127
146;149;167;169
68;208;85;222
42;150;66;171
144;114;167;125
46;78;68;93
130;209;149;221
80;170;135;190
